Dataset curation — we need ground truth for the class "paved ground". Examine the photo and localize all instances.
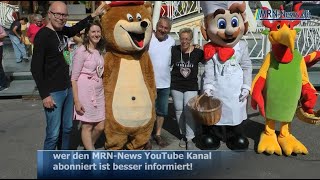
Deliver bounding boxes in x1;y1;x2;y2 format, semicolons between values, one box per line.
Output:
1;36;320;179
1;96;320;179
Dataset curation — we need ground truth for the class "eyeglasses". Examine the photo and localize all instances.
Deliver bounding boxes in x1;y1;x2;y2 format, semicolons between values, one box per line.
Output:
50;11;69;19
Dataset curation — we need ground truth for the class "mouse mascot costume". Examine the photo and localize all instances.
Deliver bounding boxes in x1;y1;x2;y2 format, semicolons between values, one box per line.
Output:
101;1;156;150
251;3;318;156
200;1;252;150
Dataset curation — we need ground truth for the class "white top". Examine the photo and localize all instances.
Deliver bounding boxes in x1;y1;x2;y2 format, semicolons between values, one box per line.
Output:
148;33;175;88
202;41;252;125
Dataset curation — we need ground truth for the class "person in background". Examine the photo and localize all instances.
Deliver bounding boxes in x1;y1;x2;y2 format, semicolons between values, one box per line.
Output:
27;14;45;53
71;21;106;150
21;18;32;58
69;30;84;52
68;30;84;70
148;16;176;147
30;1;106;150
8;17;29;63
170;28;204;150
0;25;8;91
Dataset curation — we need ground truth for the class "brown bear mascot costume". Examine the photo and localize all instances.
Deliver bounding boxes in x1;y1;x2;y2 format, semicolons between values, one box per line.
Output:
100;1;156;150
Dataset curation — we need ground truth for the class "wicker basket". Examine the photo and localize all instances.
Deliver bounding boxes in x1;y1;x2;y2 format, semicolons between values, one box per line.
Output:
187;94;222;126
296;106;320;125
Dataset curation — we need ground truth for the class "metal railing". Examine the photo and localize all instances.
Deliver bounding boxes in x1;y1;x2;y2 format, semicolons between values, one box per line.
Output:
158;1;320;64
161;1;201;20
296;26;320;56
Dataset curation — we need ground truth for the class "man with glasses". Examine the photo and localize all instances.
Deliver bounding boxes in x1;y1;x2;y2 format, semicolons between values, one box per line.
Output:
31;1;105;150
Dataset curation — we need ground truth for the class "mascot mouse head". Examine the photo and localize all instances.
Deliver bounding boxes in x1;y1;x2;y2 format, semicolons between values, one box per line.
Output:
200;1;248;48
101;1;153;54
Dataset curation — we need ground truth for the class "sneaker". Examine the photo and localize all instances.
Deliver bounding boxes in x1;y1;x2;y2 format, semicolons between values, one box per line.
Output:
179;138;186;148
22;58;29;62
186;140;199;150
154;135;169;147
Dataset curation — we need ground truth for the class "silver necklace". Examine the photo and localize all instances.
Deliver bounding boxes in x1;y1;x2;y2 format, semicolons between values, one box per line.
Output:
54;31;67;52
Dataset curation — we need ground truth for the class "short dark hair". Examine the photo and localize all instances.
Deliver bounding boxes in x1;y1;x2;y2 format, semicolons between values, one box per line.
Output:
20;17;29;23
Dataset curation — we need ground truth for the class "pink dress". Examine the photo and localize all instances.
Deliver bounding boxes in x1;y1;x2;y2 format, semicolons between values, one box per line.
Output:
71;45;105;122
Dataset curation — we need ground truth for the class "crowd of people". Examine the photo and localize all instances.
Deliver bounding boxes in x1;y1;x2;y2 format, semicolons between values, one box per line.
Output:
0;10;46;92
0;1;253;151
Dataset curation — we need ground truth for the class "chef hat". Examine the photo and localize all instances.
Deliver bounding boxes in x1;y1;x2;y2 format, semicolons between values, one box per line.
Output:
200;1;245;16
229;1;246;9
200;1;228;16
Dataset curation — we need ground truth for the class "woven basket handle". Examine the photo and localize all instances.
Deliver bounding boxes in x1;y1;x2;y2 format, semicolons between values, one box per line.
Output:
195;93;206;110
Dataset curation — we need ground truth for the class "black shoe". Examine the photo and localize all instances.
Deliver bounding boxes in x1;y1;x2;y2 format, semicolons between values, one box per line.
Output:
16;61;22;63
154;135;169;147
226;135;249;150
199;134;220;150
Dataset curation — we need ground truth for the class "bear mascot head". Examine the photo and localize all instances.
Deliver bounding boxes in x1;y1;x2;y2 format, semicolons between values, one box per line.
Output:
100;1;156;150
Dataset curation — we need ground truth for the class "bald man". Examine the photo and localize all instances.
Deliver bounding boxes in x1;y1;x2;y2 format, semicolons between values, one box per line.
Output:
31;1;105;150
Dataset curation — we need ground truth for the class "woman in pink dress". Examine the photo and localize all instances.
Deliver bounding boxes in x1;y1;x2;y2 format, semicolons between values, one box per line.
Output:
71;21;106;150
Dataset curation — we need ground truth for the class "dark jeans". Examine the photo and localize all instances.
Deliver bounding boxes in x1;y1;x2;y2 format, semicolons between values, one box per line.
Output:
155;88;170;117
0;46;7;88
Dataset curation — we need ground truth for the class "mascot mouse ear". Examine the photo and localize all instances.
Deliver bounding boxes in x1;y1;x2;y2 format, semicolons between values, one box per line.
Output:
200;18;208;41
